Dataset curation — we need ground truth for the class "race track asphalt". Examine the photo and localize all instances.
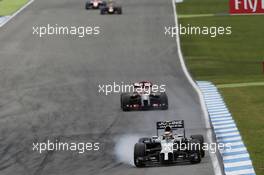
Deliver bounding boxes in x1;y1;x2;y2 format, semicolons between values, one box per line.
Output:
0;0;215;174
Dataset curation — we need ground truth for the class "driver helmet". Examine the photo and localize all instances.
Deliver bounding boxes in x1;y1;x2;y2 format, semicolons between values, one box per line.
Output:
164;126;173;139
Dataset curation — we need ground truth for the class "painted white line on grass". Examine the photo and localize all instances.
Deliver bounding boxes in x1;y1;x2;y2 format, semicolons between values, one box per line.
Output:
217;81;264;88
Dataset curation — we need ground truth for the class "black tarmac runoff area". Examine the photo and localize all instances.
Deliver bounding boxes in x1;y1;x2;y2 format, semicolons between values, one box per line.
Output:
0;0;215;174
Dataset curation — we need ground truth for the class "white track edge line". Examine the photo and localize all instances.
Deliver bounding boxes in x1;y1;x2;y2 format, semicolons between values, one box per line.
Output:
0;0;34;28
171;1;222;175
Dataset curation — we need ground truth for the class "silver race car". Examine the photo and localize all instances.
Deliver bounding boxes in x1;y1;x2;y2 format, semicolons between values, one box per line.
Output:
85;0;106;10
120;81;168;111
134;120;205;167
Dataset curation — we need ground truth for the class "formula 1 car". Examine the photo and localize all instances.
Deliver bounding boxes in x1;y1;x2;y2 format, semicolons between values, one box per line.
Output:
85;0;106;9
120;81;168;111
134;120;205;167
100;1;122;14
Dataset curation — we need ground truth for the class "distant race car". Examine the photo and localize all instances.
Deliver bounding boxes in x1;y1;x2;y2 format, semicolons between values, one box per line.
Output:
134;120;205;167
100;1;122;14
85;0;106;9
120;81;168;111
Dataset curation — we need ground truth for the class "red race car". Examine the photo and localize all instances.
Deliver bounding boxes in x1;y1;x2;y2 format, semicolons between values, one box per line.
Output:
100;1;122;15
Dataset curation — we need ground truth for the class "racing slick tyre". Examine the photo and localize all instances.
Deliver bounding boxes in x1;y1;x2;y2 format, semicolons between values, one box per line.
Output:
138;137;151;143
100;8;106;14
160;92;168;110
190;135;205;158
85;3;91;10
120;93;130;111
189;139;201;164
134;143;146;167
117;7;122;14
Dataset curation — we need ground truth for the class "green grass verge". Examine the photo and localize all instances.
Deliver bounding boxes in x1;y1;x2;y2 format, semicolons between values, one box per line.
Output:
177;0;229;14
217;82;264;88
220;87;264;175
177;0;264;84
179;14;264;84
177;0;264;174
0;0;28;16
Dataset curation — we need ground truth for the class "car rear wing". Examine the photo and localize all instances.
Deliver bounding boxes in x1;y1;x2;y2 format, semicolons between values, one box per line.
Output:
156;120;185;136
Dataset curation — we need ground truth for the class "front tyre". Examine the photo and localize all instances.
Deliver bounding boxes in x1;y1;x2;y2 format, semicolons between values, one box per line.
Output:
190;135;205;158
134;143;146;167
138;137;151;143
160;92;168;110
189;139;201;164
121;93;130;111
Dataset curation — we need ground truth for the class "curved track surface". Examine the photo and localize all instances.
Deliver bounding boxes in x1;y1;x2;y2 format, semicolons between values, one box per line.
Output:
0;0;215;174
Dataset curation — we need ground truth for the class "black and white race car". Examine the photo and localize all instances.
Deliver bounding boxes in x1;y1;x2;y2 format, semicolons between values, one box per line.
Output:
85;0;106;10
100;1;122;14
134;120;205;167
120;81;168;111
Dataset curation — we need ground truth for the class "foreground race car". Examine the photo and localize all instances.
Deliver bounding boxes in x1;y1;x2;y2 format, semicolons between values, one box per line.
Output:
134;120;205;167
100;1;122;14
85;0;106;9
120;81;168;111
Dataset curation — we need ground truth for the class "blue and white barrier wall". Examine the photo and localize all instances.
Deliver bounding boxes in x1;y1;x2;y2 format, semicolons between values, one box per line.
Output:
197;81;256;175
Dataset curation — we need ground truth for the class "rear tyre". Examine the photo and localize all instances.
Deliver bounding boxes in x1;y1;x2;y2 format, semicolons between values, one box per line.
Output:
117;7;122;14
190;135;205;158
138;137;151;143
160;92;168;110
189;139;201;164
121;93;130;111
134;143;146;167
85;3;91;10
100;9;105;14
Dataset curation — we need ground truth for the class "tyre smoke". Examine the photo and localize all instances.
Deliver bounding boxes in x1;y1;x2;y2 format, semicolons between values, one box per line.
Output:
114;135;142;166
